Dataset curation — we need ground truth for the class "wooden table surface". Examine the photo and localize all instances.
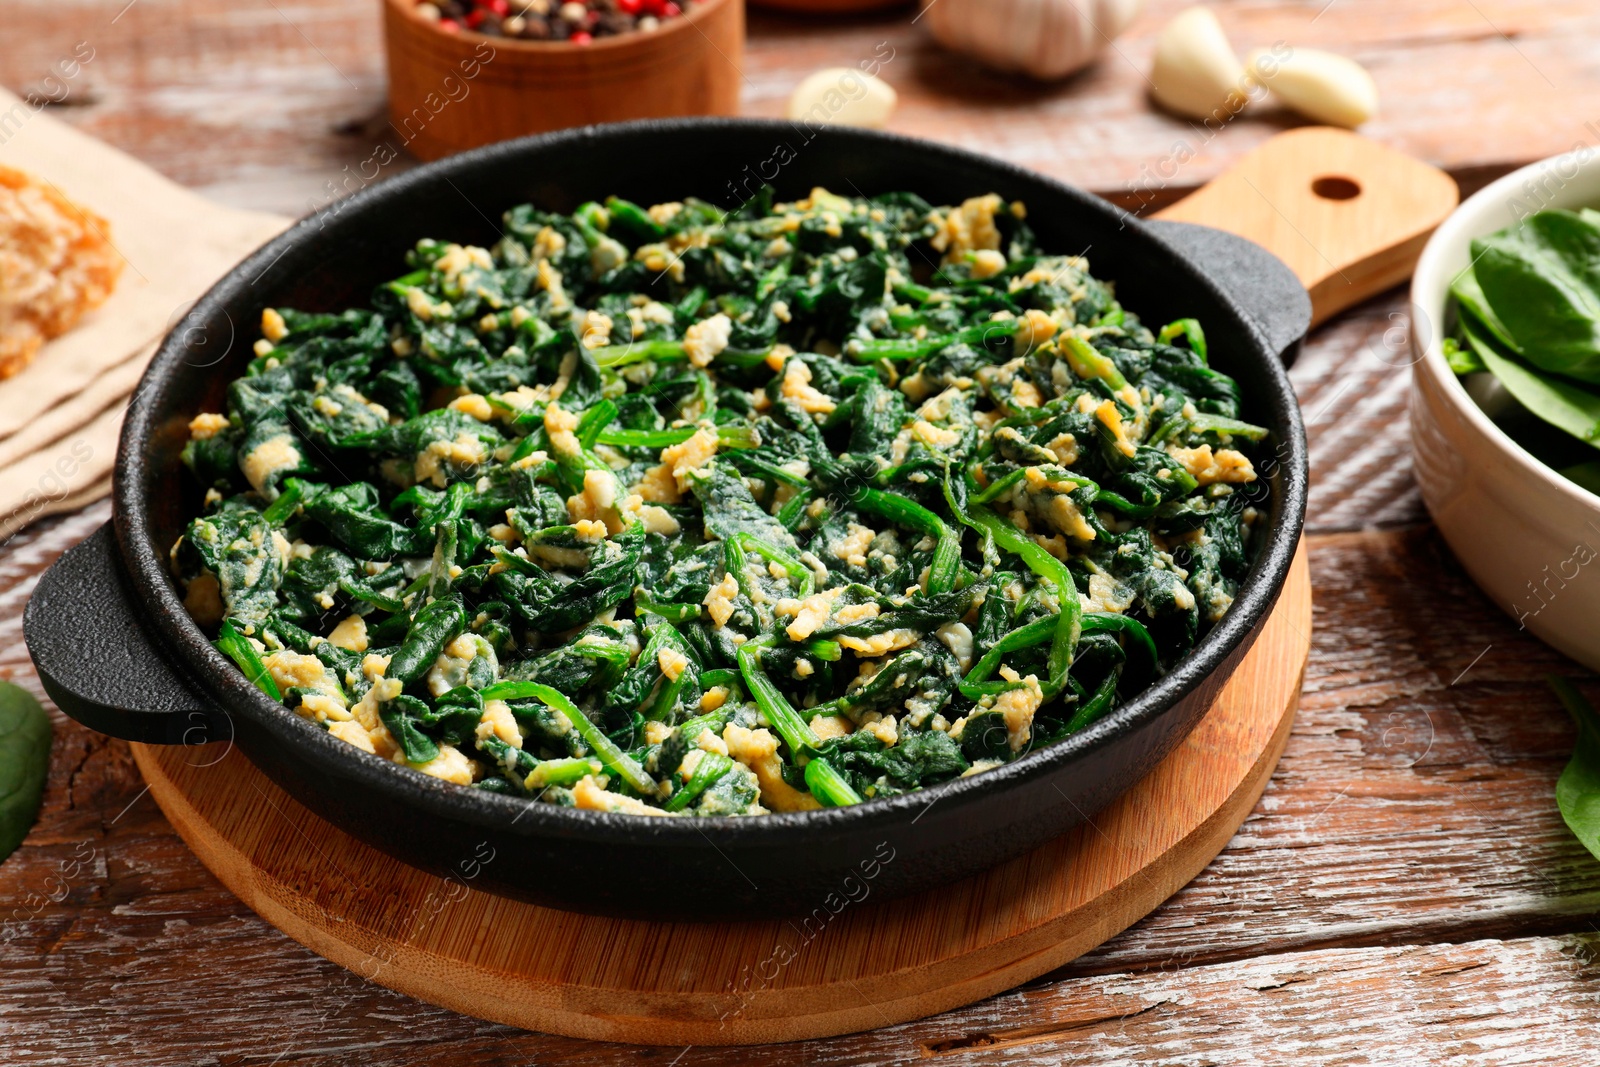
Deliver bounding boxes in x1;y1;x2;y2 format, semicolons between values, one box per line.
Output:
5;1;1600;1062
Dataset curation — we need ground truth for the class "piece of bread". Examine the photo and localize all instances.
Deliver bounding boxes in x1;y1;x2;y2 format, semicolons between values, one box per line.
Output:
0;165;122;379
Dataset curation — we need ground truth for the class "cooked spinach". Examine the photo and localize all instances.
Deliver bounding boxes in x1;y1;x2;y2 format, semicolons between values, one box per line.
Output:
173;188;1267;816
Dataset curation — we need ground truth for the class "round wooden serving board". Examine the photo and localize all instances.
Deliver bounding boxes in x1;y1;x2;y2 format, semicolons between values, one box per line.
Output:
130;545;1309;1046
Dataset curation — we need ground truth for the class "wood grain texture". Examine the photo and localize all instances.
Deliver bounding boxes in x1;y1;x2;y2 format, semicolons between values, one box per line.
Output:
740;0;1600;210
4;516;1598;1061
4;1;1598;219
4;1;1600;1061
120;551;1307;1045
1289;287;1431;532
654;935;1600;1066
1154;128;1459;326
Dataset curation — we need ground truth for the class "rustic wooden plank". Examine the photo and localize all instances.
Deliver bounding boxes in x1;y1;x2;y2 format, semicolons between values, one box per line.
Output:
8;900;1600;1064
5;0;1597;219
1291;286;1429;532
4;516;1599;1058
1;0;391;217
744;0;1600;205
0;267;1587;1057
683;935;1600;1066
5;1;1600;1060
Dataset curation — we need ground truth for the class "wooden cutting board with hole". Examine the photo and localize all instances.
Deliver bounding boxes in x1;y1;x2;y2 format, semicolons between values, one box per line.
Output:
1152;126;1459;326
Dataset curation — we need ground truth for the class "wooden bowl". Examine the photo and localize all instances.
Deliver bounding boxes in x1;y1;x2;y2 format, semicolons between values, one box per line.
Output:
380;0;744;160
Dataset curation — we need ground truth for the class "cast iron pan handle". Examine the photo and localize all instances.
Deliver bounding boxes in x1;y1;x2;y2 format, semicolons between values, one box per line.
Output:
1143;219;1312;365
24;523;229;745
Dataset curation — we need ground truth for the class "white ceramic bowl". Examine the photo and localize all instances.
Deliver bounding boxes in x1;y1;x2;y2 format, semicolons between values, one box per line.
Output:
1410;147;1600;669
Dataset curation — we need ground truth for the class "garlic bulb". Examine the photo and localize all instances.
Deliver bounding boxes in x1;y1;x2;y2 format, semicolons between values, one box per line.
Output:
787;68;898;129
1248;47;1378;128
919;0;1146;81
1148;6;1248;121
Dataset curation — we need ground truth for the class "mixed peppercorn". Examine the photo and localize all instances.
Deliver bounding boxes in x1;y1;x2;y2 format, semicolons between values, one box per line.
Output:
413;0;690;43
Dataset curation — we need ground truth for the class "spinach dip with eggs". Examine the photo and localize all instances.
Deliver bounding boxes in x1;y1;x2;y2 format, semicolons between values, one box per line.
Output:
173;187;1267;817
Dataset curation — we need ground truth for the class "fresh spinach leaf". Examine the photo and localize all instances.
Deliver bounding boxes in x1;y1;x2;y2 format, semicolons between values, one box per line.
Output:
1471;210;1600;382
0;681;51;864
1464;316;1600;447
1550;677;1600;864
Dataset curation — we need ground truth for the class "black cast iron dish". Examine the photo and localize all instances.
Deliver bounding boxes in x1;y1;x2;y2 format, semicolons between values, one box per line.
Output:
25;122;1309;920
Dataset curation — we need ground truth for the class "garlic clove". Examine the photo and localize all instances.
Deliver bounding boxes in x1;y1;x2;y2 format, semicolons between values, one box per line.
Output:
1248;47;1378;128
1148;6;1249;122
786;68;898;129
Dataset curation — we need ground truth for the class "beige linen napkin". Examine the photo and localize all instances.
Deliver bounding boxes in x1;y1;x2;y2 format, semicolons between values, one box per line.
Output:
0;88;290;537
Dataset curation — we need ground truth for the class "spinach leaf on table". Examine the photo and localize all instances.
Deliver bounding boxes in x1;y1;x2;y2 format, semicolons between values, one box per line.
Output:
0;681;51;865
1549;677;1600;864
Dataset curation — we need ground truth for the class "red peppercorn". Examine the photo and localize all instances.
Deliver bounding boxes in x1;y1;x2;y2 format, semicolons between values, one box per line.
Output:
662;1;681;14
640;0;665;13
438;17;461;31
570;30;593;43
617;0;642;12
487;0;509;14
